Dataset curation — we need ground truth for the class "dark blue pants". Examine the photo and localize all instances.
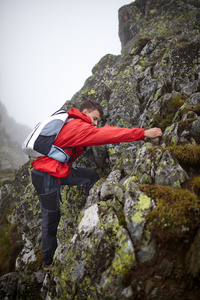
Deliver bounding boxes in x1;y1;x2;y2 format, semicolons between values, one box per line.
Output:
31;167;99;265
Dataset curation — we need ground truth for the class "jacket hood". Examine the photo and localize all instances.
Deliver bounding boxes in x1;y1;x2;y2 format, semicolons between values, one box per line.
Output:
67;108;92;124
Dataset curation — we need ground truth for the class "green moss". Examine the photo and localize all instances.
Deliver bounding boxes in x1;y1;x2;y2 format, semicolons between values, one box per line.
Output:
129;36;152;55
178;117;198;133
140;184;200;233
151;95;185;131
191;177;200;196
182;104;200;116
116;210;127;227
0;209;23;275
150;144;200;167
167;145;200;166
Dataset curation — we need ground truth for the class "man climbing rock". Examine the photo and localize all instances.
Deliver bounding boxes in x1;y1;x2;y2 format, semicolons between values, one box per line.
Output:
31;99;162;271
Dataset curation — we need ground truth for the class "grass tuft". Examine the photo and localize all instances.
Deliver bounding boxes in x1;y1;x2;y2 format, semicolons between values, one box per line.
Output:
140;184;200;234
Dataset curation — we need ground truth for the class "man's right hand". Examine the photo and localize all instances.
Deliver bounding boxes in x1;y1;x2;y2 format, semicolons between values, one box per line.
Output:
144;128;163;139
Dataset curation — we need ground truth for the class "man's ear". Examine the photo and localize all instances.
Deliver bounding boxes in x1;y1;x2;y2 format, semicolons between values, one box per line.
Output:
82;108;88;115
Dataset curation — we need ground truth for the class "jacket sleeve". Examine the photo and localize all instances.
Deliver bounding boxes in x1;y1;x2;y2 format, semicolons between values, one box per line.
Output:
57;120;145;148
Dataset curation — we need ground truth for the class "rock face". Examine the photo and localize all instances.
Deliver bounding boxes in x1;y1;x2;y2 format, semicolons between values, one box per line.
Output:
1;0;200;299
0;102;29;173
119;0;200;48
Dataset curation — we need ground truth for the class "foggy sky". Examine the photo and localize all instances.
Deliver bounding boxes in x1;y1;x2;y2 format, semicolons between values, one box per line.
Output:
0;0;130;128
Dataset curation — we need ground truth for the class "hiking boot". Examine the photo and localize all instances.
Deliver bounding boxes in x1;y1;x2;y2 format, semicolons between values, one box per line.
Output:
43;264;52;272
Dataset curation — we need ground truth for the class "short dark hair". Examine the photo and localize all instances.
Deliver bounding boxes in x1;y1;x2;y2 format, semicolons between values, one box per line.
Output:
79;100;103;118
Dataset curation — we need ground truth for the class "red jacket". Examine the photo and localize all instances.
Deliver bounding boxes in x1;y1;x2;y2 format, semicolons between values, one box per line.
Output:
32;108;145;177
